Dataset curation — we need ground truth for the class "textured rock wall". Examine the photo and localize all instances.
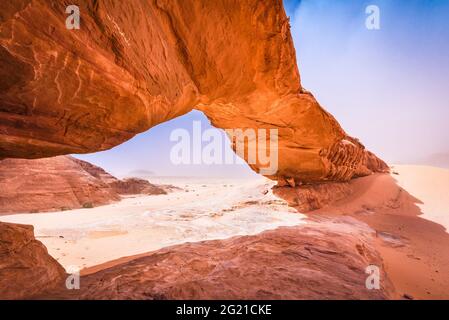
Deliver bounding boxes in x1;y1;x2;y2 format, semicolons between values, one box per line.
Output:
0;0;387;183
109;178;167;195
0;155;120;213
273;181;354;212
0;155;173;214
0;222;66;299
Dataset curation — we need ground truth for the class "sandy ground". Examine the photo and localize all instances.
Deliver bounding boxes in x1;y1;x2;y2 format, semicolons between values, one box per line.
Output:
378;165;449;299
0;177;304;273
315;165;449;299
1;165;448;299
393;165;449;229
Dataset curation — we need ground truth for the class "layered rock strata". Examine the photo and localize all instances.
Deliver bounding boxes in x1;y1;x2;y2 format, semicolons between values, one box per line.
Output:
0;155;172;214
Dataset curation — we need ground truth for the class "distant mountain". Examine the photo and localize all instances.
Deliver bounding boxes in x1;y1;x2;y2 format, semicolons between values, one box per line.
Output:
127;169;156;178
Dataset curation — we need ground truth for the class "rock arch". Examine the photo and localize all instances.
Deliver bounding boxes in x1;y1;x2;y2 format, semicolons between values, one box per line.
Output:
0;0;387;183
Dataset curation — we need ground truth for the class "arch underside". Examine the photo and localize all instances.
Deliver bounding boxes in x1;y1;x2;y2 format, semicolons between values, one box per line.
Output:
0;0;387;183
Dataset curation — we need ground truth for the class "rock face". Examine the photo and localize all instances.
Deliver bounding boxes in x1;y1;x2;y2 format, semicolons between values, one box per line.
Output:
0;155;172;214
70;156;117;185
0;0;387;183
273;181;353;212
0;155;120;213
0;222;66;299
41;217;391;300
71;157;173;195
109;178;167;196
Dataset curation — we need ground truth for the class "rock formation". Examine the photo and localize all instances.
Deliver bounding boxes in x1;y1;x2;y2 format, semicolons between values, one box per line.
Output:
0;0;387;183
0;155;174;214
109;178;167;196
0;222;66;299
71;156;175;194
0;0;393;301
273;181;353;212
0;155;120;213
39;217;392;300
70;156;118;185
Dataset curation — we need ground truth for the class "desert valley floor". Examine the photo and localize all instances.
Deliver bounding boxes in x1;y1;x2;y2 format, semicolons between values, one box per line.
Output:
1;176;304;271
1;165;448;299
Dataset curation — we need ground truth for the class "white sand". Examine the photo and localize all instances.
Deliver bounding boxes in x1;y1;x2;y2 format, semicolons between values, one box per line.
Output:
0;165;449;284
392;165;449;232
0;177;305;272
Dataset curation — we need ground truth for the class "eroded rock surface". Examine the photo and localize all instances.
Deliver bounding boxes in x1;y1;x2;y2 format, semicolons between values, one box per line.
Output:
0;155;174;214
273;181;353;212
109;178;167;195
0;155;120;213
42;217;392;300
0;0;387;183
0;222;66;299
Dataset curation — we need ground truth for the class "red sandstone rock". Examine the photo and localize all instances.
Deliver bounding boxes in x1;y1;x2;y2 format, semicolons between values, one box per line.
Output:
0;156;174;214
0;222;66;299
273;181;354;212
109;177;167;195
0;0;393;300
42;217;392;300
70;157;117;185
0;156;120;213
0;0;387;183
71;157;177;195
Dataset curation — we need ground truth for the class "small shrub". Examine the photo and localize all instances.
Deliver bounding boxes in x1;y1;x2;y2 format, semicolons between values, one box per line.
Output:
82;202;93;209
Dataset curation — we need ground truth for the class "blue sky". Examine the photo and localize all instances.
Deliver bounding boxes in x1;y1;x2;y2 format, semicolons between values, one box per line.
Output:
289;0;449;165
76;0;449;177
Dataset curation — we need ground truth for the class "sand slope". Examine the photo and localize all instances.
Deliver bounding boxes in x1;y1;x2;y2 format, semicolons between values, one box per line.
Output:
311;165;449;299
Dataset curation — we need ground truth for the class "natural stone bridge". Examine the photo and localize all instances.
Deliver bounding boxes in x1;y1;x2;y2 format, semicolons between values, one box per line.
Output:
0;0;387;183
